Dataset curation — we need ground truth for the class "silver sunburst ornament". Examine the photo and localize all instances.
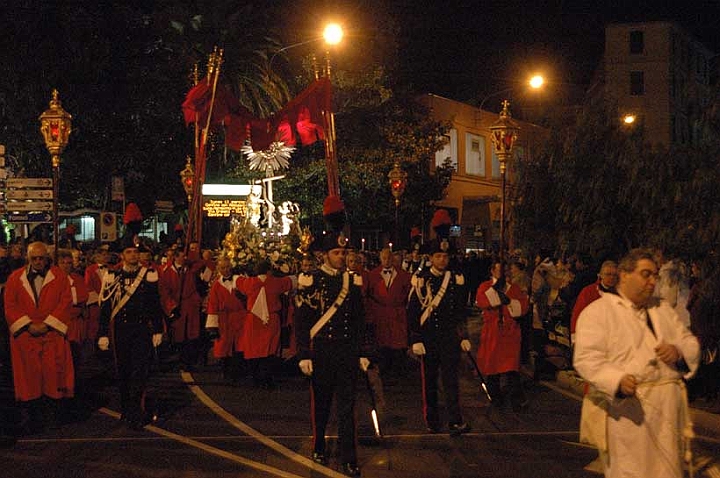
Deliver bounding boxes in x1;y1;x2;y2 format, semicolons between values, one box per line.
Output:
242;141;295;175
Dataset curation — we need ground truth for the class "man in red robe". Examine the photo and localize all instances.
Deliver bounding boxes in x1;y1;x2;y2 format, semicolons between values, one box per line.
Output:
159;249;204;370
206;257;246;381
84;246;110;344
366;247;412;376
5;241;74;430
476;261;530;411
570;260;618;346
57;249;89;375
236;261;294;388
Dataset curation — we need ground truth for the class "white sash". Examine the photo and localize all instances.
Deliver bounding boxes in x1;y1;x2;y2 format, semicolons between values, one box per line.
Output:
310;272;350;339
110;267;147;320
251;286;271;325
419;271;451;326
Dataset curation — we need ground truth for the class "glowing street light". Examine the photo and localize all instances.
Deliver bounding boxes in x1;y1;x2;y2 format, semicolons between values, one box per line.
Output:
623;114;636;125
479;74;546;111
269;23;344;72
323;23;344;45
529;74;545;89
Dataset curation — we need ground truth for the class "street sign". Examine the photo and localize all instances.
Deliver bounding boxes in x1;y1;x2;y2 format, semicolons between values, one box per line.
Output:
6;189;53;200
6;201;53;212
7;212;53;223
7;178;53;188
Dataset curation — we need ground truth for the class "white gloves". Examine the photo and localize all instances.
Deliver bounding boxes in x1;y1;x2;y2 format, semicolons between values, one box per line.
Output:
299;359;313;376
359;357;370;372
460;339;472;352
412;342;426;356
152;333;163;348
98;336;110;351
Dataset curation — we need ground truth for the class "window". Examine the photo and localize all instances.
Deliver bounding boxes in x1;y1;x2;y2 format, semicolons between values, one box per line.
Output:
630;71;644;96
435;128;458;171
629;30;644;54
465;133;485;176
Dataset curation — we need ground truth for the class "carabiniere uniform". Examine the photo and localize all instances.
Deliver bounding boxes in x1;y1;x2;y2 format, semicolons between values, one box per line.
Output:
407;250;468;431
294;263;368;466
98;264;164;425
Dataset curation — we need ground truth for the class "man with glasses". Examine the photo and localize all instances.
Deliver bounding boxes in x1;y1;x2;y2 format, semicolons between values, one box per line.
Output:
574;248;700;478
4;241;74;431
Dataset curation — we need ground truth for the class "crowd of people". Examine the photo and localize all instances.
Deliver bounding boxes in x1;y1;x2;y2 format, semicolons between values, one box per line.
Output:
0;209;717;477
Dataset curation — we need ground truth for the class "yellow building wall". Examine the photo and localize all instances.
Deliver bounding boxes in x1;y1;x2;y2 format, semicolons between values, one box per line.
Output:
419;94;547;250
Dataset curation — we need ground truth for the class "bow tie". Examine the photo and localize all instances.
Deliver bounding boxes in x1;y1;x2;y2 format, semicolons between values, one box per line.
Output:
382;269;392;275
222;276;233;283
28;270;46;280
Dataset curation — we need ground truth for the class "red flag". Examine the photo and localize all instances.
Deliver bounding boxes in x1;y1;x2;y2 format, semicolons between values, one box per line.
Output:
276;116;297;147
182;82;242;128
275;77;332;146
181;81;210;125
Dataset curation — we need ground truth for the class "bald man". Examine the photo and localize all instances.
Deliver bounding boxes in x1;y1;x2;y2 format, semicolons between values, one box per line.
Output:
5;242;74;431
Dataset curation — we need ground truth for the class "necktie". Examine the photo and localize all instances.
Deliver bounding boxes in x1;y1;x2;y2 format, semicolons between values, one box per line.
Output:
28;270;45;302
383;269;392;287
28;269;46;281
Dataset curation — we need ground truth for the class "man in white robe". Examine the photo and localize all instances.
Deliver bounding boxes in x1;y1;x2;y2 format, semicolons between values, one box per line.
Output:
574;248;700;478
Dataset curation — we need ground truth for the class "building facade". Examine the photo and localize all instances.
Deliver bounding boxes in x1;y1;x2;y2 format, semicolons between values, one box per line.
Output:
420;94;546;252
603;21;715;148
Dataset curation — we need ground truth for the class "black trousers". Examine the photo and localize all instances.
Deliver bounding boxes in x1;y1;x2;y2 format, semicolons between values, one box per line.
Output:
420;334;462;428
114;322;153;423
310;339;358;464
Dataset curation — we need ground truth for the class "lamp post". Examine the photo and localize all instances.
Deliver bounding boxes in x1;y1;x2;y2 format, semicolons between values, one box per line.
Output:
269;23;344;197
180;156;195;203
388;161;408;246
39;89;72;260
489;100;519;264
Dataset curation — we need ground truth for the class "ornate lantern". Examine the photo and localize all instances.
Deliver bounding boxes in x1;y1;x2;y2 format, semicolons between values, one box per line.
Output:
489;100;519;263
489;100;519;174
180;156;195;202
39;89;72;260
39;89;73;169
387;161;408;207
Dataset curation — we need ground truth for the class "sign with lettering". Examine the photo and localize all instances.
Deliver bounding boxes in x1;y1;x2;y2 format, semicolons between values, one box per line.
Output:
7;178;52;188
6;189;53;200
7;212;52;223
202;198;248;218
6;201;53;212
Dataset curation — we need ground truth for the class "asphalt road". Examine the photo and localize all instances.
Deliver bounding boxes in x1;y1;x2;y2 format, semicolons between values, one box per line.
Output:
1;342;718;477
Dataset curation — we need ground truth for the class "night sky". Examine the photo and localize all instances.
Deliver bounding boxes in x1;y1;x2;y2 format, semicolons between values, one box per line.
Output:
383;1;719;104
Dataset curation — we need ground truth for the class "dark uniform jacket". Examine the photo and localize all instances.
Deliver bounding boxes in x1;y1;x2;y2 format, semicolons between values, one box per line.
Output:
98;266;164;340
294;266;369;360
407;267;468;344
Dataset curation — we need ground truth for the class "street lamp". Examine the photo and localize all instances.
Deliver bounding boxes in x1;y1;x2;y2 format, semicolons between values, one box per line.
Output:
180;155;195;203
388;161;408;246
479;74;545;111
268;22;344;73
489;100;519;263
39;89;72;260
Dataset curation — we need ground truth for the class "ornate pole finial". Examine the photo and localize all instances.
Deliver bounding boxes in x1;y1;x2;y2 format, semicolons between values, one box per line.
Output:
499;99;512;118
